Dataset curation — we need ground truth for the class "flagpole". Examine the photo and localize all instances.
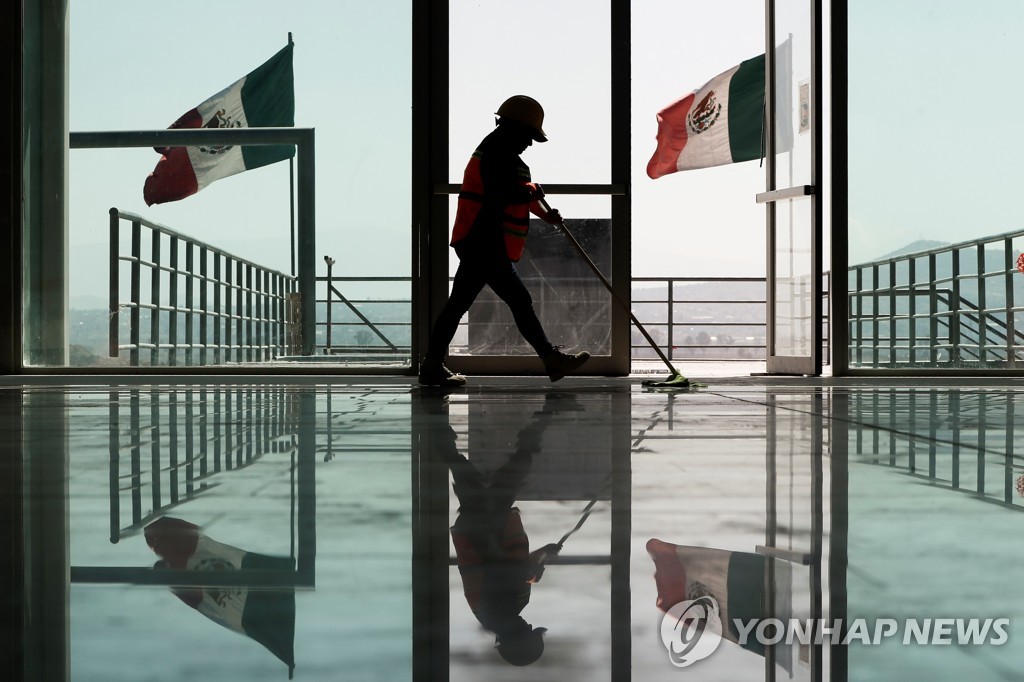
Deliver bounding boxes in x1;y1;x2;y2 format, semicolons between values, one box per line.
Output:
288;32;296;277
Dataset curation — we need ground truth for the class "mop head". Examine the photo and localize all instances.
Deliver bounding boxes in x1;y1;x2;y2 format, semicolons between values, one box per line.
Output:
641;372;692;389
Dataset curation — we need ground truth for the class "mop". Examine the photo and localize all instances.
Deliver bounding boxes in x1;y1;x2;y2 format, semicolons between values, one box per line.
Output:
532;473;612;568
537;198;692;388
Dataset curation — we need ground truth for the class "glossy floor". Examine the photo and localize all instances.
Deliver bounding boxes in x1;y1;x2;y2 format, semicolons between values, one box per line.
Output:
5;376;1023;681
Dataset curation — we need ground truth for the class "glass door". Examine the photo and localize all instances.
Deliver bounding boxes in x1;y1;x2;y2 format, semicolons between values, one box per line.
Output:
433;0;630;377
759;0;822;375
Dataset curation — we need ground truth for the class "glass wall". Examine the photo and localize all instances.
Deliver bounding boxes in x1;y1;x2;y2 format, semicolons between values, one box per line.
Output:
847;1;1024;370
33;0;412;369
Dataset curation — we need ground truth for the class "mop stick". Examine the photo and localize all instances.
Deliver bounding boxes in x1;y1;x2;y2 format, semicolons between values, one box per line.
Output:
533;473;613;568
537;197;689;387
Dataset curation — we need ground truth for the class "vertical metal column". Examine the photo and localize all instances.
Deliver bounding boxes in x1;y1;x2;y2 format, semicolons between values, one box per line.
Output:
22;391;70;681
410;386;451;682
610;388;632;682
296;390;317;585
610;0;632;375
296;131;317;355
830;390;849;682
109;209;120;358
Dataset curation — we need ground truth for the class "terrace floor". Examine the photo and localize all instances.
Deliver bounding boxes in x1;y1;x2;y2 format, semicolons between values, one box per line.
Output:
4;369;1022;681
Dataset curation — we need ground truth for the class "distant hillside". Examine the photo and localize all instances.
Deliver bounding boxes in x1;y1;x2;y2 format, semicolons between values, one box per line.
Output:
875;239;950;261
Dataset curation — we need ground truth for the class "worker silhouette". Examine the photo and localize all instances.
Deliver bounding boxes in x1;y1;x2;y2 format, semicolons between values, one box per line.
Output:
428;393;569;665
419;95;590;387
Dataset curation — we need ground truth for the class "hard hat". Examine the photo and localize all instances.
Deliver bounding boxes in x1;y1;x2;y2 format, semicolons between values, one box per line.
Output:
495;627;547;666
496;95;547;142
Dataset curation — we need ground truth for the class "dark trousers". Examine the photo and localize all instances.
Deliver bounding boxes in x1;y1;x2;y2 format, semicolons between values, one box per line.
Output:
424;256;553;365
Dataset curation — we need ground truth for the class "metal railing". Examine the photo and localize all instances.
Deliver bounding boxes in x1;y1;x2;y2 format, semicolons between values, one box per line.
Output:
109;209;298;366
850;389;1024;512
631;276;768;361
107;387;298;542
849;229;1024;368
315;273;830;364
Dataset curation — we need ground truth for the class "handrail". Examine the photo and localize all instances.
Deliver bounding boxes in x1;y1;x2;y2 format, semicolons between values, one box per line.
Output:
848;230;1024;367
109;208;299;366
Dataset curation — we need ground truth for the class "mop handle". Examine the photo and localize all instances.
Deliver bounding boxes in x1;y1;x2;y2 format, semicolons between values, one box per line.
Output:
537;197;676;372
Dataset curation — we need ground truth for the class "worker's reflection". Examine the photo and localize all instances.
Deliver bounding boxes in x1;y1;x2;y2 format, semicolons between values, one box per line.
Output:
428;393;568;666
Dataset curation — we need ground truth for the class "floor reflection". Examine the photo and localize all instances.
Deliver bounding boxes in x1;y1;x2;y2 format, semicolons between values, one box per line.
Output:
7;380;1024;681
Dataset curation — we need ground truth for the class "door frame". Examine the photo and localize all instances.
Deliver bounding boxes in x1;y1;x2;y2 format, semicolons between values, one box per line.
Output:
759;0;823;376
413;0;633;377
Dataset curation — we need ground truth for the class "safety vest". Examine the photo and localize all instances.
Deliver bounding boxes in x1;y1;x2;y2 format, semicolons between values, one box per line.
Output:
450;148;544;262
450;509;530;611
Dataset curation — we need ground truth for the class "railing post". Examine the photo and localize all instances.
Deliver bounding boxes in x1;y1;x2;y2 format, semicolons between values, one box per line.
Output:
237;260;245;363
929;253;939;364
666;278;674;362
168;236;179;367
224;258;233;363
1006;237;1016;368
150;232;162;366
185;243;194;366
325;256;335;351
262;270;271;360
272;275;281;357
951;247;961;364
213;254;222;365
888;260;896;367
130;221;141;367
109;209;120;359
977;243;987;364
908;258;917;367
871;263;879;367
246;263;253;364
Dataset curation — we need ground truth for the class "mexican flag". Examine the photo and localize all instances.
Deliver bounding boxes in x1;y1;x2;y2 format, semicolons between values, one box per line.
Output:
145;517;297;676
647;538;791;670
143;42;295;205
646;53;765;178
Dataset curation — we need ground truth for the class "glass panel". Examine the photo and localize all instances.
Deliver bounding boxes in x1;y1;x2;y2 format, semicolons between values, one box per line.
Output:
774;0;814;189
59;2;412;369
631;1;765;282
64;387;412;680
448;0;610;185
769;0;816;364
447;195;612;357
774;196;814;356
848;1;1024;370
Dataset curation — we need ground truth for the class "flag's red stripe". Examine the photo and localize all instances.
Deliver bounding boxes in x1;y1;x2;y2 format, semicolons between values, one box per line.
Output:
646;94;695;180
144;517;200;568
144;147;199;205
646;538;688;611
145;108;203;205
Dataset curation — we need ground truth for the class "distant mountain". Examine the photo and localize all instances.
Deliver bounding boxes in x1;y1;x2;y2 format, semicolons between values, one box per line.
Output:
875;239;950;261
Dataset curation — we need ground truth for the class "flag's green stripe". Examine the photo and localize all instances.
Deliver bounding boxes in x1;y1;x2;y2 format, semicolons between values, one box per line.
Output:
240;43;296;170
726;552;766;655
727;54;765;163
240;552;297;667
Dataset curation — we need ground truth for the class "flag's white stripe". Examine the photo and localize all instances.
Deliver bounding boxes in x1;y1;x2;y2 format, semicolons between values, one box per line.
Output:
676;64;741;172
188;77;249;191
186;535;250;632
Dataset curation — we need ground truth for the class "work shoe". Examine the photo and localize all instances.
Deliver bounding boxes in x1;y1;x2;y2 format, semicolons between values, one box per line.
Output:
543;347;590;382
418;363;467;388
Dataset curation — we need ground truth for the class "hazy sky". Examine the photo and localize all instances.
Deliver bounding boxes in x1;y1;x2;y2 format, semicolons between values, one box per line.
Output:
846;0;1024;264
69;1;1024;307
69;0;771;307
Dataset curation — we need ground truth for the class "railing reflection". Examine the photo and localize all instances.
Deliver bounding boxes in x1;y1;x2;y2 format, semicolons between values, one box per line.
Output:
849;389;1024;511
